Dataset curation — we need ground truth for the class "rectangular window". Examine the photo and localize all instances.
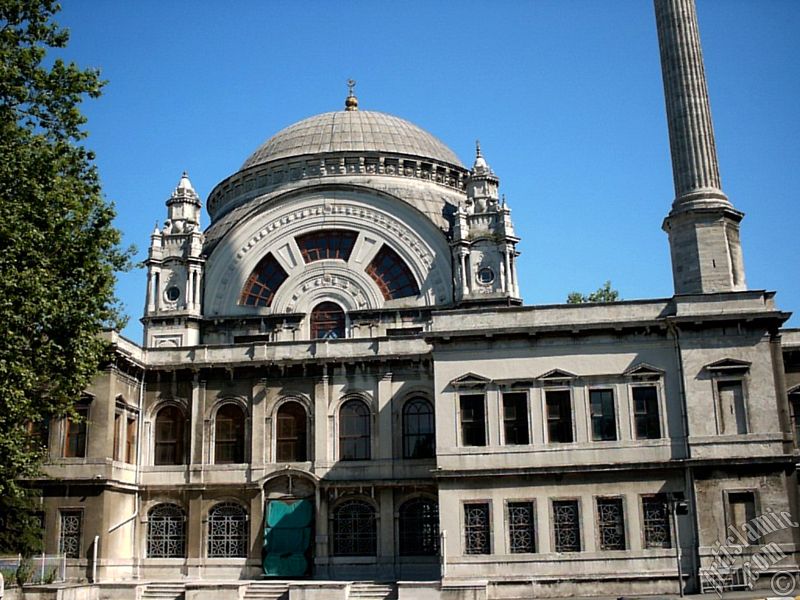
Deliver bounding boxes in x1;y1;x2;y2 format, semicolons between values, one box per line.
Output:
503;393;530;445
125;417;137;463
633;386;661;439
64;404;89;458
596;497;626;550
642;495;671;549
460;395;486;447
552;500;580;552
464;503;491;554
507;501;536;553
590;389;617;441
113;412;122;460
59;510;82;559
717;380;747;434
546;390;573;443
728;491;756;532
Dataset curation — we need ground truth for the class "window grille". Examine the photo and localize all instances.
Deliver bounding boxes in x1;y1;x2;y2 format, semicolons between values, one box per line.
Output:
552;500;580;552
633;386;661;439
508;501;535;553
215;404;245;464
399;497;439;556
208;502;248;558
597;498;626;550
239;253;288;307
59;510;82;559
276;401;308;462
147;504;186;558
464;503;490;554
296;230;358;263
403;398;435;458
365;245;419;300
332;500;376;556
590;389;617;441
642;496;671;549
339;400;370;460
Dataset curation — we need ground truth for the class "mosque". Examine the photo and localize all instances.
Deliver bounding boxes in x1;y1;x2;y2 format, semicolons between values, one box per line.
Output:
32;1;800;599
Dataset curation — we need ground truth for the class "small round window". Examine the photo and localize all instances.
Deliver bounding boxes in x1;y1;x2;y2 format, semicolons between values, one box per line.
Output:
477;267;495;284
165;286;181;302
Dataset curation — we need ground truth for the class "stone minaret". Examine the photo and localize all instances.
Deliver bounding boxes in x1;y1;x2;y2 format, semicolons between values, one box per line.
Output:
655;0;746;294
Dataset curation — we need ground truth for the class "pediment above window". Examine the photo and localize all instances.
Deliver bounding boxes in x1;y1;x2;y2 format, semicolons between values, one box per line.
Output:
537;368;577;381
449;372;491;389
624;362;665;377
704;358;751;373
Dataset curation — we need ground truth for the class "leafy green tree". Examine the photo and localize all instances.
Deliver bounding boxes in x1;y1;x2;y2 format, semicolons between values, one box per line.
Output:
0;0;131;554
566;281;620;304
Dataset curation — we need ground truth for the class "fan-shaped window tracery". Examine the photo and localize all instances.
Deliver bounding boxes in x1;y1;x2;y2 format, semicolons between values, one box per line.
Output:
296;230;358;263
311;302;346;339
240;253;288;307
366;245;419;300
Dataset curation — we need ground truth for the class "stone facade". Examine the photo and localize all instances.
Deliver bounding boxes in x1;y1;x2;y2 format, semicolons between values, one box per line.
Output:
28;2;799;598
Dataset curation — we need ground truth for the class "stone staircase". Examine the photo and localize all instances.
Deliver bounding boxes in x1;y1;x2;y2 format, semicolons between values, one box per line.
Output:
348;582;398;600
243;581;290;600
141;582;185;600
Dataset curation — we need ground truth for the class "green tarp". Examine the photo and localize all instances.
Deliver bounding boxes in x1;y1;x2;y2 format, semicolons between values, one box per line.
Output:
263;499;312;577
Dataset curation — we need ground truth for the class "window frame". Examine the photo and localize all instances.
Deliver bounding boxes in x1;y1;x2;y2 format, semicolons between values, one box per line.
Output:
631;384;663;440
544;388;574;444
63;401;90;458
58;508;83;559
338;399;372;461
207;502;249;559
402;397;435;459
501;391;530;446
146;503;187;559
462;501;492;555
398;496;440;557
459;394;487;447
275;400;309;463
588;387;618;442
595;496;627;551
213;403;247;465
640;494;672;549
331;498;377;557
723;489;759;534
153;404;186;466
713;376;750;435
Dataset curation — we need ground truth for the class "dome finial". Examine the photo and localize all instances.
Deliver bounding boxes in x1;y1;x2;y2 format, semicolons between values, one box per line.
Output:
345;78;358;111
476;139;482;158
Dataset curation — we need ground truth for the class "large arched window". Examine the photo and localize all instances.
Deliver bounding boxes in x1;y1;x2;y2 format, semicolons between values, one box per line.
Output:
403;398;435;459
365;245;419;300
154;405;185;466
310;302;346;339
332;500;376;556
276;401;308;462
215;404;246;464
240;253;288;307
207;502;248;558
296;230;358;263
399;497;439;556
147;504;186;558
339;400;370;461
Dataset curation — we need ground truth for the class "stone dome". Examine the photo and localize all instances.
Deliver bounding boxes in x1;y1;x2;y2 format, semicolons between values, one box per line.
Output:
241;110;464;170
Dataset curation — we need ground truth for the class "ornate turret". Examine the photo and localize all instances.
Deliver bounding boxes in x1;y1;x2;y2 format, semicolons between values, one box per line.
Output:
143;173;206;348
452;143;521;305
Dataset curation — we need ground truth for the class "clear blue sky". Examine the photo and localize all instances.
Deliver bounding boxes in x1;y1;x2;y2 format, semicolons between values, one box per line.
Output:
54;0;799;342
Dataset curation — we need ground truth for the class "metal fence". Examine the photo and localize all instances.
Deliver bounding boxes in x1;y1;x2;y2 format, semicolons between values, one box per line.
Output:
0;553;66;585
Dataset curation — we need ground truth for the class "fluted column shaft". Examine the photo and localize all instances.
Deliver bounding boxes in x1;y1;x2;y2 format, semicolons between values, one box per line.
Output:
655;0;729;209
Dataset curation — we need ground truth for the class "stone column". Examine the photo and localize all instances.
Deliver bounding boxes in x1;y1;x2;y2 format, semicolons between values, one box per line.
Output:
655;0;747;294
654;0;728;210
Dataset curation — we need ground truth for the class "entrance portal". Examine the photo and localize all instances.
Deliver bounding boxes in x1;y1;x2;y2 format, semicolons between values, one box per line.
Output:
262;472;316;577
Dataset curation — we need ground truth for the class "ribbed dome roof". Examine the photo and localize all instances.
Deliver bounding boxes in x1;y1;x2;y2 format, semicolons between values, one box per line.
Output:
241;110;464;170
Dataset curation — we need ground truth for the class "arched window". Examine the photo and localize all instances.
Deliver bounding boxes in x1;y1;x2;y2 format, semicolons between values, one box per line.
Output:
365;245;419;300
208;502;248;558
276;401;308;462
403;398;435;459
332;500;376;556
240;253;288;307
310;302;346;339
215;404;246;464
154;405;184;465
339;400;370;461
399;497;439;556
296;230;358;263
147;504;186;558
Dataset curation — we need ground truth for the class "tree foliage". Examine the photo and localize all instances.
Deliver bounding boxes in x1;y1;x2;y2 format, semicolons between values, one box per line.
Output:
0;0;131;554
566;281;620;304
